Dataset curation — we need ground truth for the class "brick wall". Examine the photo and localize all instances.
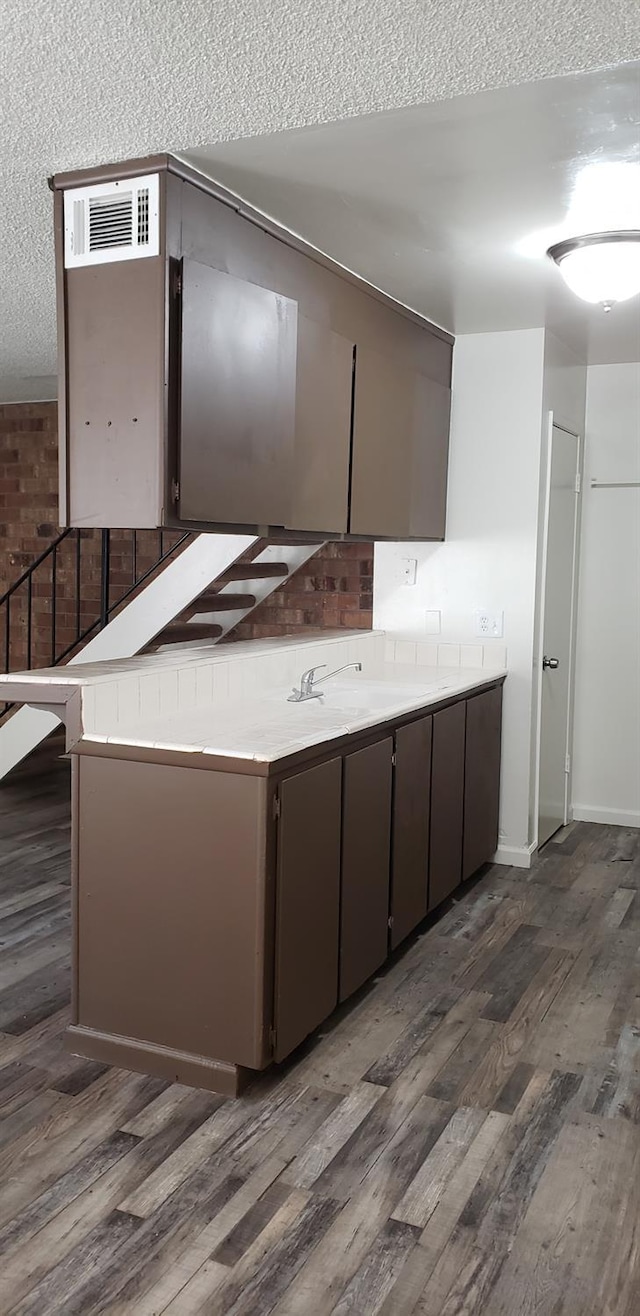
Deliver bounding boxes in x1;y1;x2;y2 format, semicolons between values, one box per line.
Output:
0;402;373;670
228;542;373;641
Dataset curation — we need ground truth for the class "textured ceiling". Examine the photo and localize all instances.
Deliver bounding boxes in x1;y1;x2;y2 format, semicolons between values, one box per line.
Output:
1;0;640;400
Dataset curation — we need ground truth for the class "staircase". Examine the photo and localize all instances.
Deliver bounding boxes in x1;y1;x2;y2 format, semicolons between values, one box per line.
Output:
0;530;325;780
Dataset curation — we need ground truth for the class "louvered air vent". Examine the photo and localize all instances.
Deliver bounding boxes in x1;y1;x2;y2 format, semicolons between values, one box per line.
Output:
63;173;160;268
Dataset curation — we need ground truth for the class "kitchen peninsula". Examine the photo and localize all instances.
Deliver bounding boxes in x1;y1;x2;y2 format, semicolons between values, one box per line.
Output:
0;630;505;1095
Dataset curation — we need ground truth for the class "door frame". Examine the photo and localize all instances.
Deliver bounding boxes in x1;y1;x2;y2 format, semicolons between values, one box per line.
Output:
533;414;583;846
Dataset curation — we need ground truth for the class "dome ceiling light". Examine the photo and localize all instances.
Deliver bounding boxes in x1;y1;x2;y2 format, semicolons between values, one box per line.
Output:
547;230;640;311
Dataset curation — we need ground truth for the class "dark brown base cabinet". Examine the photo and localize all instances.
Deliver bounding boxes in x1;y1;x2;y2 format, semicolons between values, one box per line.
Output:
67;680;503;1095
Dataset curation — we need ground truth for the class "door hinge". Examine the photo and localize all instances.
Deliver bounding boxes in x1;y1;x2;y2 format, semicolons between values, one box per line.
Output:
391;752;397;767
388;915;394;929
565;753;571;775
172;268;182;297
272;794;281;821
575;472;581;494
269;1025;277;1051
171;479;180;504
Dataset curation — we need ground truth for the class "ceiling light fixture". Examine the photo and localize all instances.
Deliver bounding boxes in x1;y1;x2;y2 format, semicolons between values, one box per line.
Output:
547;230;640;311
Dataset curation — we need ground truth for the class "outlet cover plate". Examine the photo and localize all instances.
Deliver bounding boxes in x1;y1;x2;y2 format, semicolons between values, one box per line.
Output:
475;610;504;638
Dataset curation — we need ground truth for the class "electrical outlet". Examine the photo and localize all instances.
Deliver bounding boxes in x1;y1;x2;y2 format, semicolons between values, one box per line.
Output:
475;610;504;638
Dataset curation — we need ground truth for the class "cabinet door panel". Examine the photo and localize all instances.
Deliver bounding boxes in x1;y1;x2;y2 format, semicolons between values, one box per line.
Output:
391;716;432;949
287;317;354;533
340;737;393;1002
463;686;503;880
349;345;450;539
179;259;297;527
429;702;466;910
274;758;342;1062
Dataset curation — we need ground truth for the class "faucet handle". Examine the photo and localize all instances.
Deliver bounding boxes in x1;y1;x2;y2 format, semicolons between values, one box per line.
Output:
301;664;326;680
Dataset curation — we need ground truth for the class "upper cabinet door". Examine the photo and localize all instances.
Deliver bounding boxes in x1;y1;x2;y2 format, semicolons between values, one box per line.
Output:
287;318;355;534
349;346;451;539
179;259;297;527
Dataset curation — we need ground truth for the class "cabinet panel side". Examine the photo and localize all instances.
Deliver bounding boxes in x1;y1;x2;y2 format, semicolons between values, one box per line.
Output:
76;756;268;1069
66;255;165;528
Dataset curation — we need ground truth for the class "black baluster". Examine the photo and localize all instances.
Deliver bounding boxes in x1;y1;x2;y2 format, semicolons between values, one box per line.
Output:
75;530;81;645
27;574;32;670
51;544;57;665
101;529;110;628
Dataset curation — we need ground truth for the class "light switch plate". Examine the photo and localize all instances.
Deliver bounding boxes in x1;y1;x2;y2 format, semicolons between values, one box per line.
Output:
475;610;504;638
401;558;418;586
425;609;441;634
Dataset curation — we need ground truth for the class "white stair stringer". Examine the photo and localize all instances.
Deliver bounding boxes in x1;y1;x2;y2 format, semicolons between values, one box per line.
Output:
0;533;259;781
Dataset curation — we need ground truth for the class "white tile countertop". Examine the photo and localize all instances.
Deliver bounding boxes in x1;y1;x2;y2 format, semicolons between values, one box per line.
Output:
83;666;503;763
0;630;506;765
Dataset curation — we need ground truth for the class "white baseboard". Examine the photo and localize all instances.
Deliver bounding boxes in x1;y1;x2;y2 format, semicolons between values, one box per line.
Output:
572;805;640;829
491;841;537;869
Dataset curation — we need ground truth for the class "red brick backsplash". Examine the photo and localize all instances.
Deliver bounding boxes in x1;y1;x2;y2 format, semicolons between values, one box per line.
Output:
0;402;373;668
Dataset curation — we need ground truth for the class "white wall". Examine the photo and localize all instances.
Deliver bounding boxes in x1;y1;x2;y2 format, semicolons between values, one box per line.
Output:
572;362;640;826
375;328;546;865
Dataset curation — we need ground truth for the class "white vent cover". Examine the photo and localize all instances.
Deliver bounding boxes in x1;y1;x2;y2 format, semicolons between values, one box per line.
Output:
63;173;160;268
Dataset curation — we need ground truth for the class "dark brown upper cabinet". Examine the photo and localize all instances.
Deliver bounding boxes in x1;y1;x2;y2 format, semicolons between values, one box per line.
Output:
54;156;452;539
286;318;355;534
350;348;451;539
179;261;297;527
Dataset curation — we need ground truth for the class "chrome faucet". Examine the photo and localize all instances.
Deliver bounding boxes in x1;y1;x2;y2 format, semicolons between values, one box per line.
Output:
288;662;362;703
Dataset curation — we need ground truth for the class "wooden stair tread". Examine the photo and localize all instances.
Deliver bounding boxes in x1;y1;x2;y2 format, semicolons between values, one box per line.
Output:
221;562;289;581
155;623;223;643
188;592;256;613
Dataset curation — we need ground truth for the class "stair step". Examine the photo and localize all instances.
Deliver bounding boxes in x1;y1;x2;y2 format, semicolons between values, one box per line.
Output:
188;592;256;614
222;562;290;581
156;623;224;644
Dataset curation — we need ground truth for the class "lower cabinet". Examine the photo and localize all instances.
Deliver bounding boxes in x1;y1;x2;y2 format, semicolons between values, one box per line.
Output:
273;757;342;1062
429;701;467;911
273;682;503;1062
390;715;432;948
339;737;393;1002
463;686;503;881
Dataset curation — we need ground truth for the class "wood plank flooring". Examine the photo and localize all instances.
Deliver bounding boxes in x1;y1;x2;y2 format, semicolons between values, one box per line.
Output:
1;750;639;1314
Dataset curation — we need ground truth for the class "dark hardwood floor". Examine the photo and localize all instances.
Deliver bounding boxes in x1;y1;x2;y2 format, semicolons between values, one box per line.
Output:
0;744;638;1314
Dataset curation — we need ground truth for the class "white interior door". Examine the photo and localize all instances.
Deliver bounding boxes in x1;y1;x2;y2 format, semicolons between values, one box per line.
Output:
538;425;581;847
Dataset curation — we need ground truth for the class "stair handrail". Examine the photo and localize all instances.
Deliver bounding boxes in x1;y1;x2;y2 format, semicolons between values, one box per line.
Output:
1;527;192;714
0;528;73;607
